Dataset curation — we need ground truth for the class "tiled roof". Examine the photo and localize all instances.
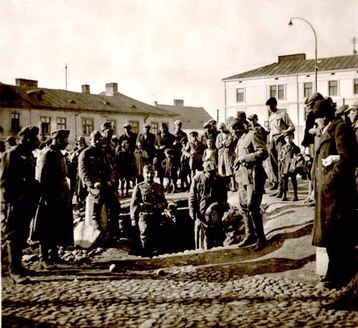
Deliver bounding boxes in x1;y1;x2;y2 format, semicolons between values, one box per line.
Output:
0;83;176;117
222;55;358;80
155;103;213;130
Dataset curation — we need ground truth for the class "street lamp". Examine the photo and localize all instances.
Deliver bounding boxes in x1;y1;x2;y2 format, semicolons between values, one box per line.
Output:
289;17;318;93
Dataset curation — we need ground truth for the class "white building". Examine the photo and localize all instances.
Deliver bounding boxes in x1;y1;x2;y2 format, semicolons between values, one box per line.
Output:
222;54;358;144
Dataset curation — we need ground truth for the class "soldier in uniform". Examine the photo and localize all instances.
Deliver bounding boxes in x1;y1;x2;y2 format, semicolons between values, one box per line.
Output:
1;126;40;283
233;120;268;251
173;120;187;191
130;164;167;256
78;130;121;243
33;129;74;268
189;160;229;250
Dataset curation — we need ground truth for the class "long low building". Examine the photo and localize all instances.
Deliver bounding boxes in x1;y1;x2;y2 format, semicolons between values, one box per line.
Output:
0;78;179;145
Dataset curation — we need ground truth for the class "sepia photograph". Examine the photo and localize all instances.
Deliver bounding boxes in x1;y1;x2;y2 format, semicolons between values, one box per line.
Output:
1;0;357;326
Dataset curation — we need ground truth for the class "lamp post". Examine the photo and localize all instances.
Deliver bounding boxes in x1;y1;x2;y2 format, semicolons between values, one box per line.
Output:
289;17;318;93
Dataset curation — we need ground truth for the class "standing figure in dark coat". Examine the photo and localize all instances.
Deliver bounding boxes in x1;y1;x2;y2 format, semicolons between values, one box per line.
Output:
233;120;268;251
33;129;74;268
1;126;40;283
189;160;229;250
136;123;156;163
187;131;205;179
130;164;168;256
116;140;135;197
279;131;300;201
78;130;121;242
173;120;188;191
119;123;138;154
312;98;358;289
154;123;175;188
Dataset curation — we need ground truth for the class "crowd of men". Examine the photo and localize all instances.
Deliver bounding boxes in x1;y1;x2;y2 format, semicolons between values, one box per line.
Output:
1;94;357;292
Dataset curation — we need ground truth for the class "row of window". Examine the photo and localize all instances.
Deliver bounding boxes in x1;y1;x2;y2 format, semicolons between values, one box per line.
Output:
10;114;162;138
235;79;358;103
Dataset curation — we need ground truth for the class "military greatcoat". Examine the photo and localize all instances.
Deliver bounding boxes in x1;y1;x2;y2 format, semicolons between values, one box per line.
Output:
312;118;358;247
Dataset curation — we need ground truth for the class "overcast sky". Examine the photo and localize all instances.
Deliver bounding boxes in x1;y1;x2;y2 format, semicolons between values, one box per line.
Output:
1;0;357;119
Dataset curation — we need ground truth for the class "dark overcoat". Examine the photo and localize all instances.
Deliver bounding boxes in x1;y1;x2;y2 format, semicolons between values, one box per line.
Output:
32;146;73;246
312;118;358;247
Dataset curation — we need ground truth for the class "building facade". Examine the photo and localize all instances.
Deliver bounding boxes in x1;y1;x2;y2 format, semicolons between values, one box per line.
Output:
0;79;178;145
222;54;358;145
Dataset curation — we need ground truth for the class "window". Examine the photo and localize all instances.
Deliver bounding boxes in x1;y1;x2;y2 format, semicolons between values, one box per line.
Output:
40;116;51;136
269;84;285;99
328;80;338;96
82;118;94;136
304;82;313;99
57;117;66;130
354;79;358;94
236;88;245;102
151;122;158;135
11;112;20;133
129;120;139;134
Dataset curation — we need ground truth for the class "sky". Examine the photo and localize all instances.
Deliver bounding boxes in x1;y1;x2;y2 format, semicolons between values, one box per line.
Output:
1;0;357;119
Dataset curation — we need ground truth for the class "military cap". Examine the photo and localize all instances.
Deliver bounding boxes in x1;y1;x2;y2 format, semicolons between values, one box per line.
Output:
247;113;258;121
51;129;70;139
217;122;226;129
203;121;210;128
144;122;151;128
265;97;277;106
346;100;358;112
160;122;168;128
189;131;198;137
18;125;39;138
90;130;102;139
143;164;156;172
335;104;349;116
237;111;247;120
208;119;217;125
306;93;324;108
174;120;182;126
123;122;131;128
100;121;114;131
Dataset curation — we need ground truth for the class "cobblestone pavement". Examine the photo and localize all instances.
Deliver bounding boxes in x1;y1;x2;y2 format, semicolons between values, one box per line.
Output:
2;182;358;327
2;264;358;327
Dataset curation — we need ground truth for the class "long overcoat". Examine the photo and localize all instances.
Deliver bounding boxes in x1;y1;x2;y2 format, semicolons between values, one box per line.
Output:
32;145;74;246
312;118;357;247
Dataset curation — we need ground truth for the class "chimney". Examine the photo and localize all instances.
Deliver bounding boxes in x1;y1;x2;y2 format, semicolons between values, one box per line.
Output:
174;99;184;107
106;82;118;96
278;54;306;63
82;84;90;94
154;101;158;106
16;78;38;89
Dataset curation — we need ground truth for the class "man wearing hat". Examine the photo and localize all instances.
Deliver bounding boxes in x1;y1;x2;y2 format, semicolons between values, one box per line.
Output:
136;122;156;163
79;130;121;243
5;136;17;150
154;123;175;188
1;126;40;283
202;119;219;145
130;164;168;256
247;114;268;144
119;122;138;154
266;97;295;195
32;129;74;269
187;130;205;179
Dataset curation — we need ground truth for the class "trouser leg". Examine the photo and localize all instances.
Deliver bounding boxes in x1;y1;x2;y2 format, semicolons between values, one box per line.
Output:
6;239;23;273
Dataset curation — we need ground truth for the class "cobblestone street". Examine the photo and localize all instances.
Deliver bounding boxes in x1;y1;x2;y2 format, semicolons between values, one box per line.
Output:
2;183;358;327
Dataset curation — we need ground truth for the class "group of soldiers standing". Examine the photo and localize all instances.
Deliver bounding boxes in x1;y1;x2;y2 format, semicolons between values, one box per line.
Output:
1;93;357;288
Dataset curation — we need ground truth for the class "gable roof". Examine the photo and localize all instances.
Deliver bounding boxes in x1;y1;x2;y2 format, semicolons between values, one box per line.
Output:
222;55;358;81
155;103;213;130
0;82;176;117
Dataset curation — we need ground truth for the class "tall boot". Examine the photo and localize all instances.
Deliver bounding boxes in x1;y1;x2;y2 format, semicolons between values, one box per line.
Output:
7;240;29;284
251;211;267;251
237;214;256;247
